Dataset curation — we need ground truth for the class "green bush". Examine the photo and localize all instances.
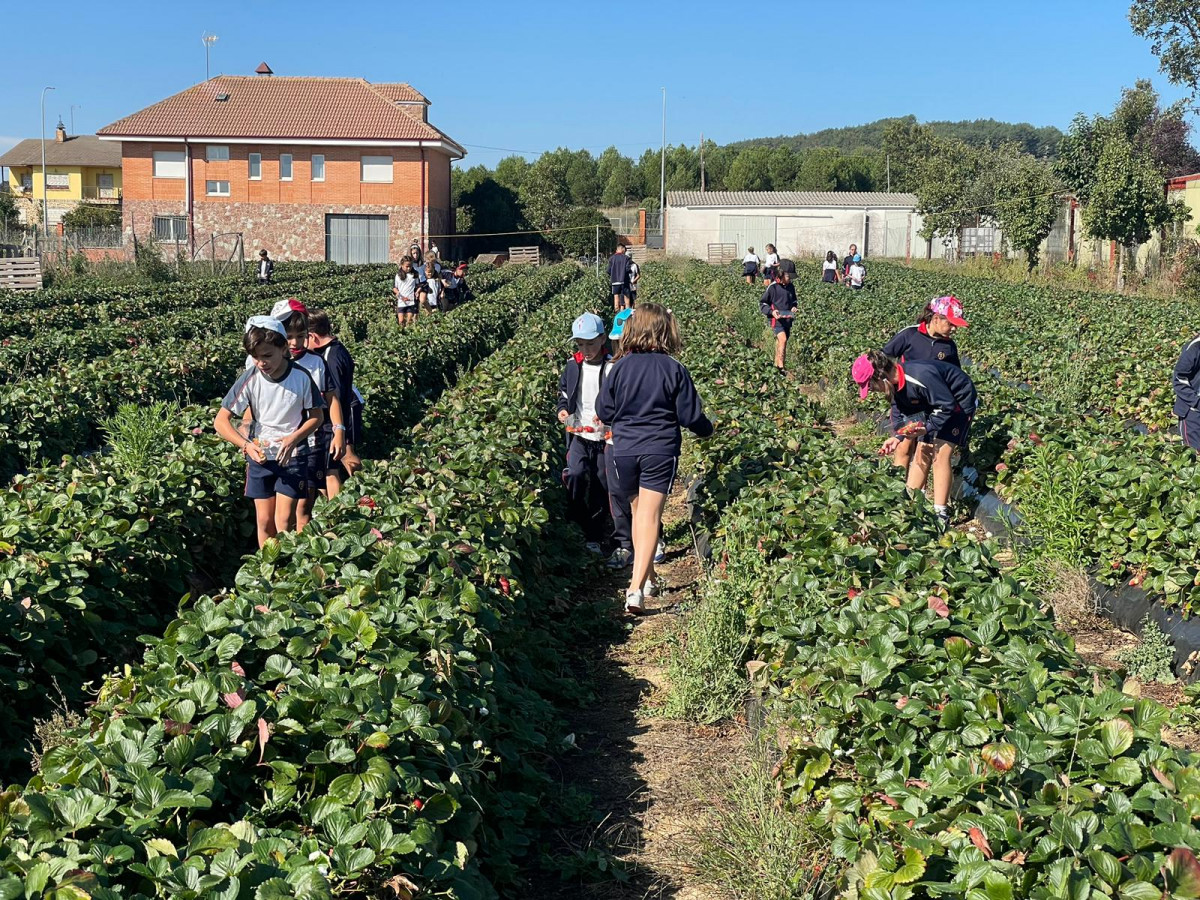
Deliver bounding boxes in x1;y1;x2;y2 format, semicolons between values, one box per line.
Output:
61;204;120;229
134;237;176;283
551;206;617;259
1118;617;1177;684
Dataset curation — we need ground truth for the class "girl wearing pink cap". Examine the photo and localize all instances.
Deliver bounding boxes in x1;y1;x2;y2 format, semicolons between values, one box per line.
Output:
881;295;968;473
852;349;977;530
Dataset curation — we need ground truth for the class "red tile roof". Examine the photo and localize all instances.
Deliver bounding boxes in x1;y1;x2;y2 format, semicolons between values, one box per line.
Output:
97;76;459;151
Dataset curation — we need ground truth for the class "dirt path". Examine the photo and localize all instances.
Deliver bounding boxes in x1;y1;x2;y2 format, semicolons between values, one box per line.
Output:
529;489;741;899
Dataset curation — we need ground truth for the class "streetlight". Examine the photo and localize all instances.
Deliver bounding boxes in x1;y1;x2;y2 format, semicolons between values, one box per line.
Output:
70;105;81;135
659;88;666;238
202;33;219;81
40;86;55;236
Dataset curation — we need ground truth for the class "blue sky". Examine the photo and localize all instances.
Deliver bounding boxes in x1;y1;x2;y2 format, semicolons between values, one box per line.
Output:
0;0;1193;165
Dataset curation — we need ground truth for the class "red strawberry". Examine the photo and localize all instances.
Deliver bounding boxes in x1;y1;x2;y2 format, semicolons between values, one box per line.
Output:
358;496;377;510
412;799;424;811
847;589;860;600
499;576;511;596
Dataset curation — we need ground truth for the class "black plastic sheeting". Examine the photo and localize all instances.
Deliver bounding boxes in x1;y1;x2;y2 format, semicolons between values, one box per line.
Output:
683;474;713;561
971;486;1200;682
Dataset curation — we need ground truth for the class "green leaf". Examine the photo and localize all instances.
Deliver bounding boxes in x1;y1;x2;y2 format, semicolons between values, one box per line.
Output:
1100;718;1134;756
960;723;990;746
328;773;361;805
420;792;458;824
0;873;22;900
1119;882;1163;900
860;657;889;688
893;847;926;885
1104;757;1142;786
1087;849;1124;886
256;878;293;900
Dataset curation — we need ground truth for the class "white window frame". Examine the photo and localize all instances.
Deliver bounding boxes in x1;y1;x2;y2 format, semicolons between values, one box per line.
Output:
311;154;325;182
205;144;230;162
153;215;187;242
206;180;230;197
152;150;186;179
280;153;293;181
360;155;393;184
248;153;261;181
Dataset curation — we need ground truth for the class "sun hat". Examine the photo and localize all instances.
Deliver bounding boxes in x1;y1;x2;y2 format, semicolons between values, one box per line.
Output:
853;254;862;263
928;295;968;327
571;312;606;341
270;298;307;321
851;354;875;400
610;308;634;339
245;315;286;337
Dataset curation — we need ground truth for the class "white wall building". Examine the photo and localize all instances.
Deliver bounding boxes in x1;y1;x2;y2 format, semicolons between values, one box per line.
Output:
665;191;925;261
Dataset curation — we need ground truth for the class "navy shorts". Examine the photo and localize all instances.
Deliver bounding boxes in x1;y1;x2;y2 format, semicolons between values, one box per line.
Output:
245;452;309;500
1180;410;1200;451
743;262;758;277
310;431;331;480
770;317;792;336
926;409;972;449
609;454;678;498
612;282;626;296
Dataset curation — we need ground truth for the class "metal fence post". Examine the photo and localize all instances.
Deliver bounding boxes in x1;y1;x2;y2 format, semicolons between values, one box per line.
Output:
594;225;599;277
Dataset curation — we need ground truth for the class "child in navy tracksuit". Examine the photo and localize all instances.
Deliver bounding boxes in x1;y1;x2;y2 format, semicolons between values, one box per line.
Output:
760;269;798;372
881;295;967;474
1174;335;1200;450
597;303;713;615
558;313;613;554
853;348;977;529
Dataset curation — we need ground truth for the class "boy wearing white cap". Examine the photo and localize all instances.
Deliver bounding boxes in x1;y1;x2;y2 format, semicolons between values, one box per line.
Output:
215;316;326;547
557;312;614;554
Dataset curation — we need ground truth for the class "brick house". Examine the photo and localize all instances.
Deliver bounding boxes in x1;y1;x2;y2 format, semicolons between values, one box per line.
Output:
0;124;123;226
97;67;464;263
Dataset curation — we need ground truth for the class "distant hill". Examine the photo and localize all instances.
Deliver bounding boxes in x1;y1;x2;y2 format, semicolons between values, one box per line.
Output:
729;115;1064;159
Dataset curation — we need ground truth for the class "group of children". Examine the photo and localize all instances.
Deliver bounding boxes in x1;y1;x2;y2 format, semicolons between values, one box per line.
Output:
393;245;473;326
558;303;712;614
852;294;976;529
215;299;363;546
823;248;866;289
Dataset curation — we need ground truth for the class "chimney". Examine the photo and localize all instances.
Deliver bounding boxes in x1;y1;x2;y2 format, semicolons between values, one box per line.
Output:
255;62;273;76
55;120;66;143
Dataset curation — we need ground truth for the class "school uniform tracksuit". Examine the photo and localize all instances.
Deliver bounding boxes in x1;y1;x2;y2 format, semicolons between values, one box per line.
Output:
893;360;978;447
883;325;964;436
1174;336;1200;450
559;354;613;545
760;281;798;334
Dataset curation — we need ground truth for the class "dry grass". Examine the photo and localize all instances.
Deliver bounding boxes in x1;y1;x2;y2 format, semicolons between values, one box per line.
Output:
1044;562;1102;628
30;705;84;774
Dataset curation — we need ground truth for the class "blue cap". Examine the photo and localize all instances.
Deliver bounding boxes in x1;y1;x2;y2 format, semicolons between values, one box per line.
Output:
571;312;606;340
610;308;633;339
853;254;862;263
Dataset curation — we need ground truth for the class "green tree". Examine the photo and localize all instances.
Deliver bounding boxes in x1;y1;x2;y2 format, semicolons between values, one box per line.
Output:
992;148;1063;269
725;147;772;191
493;155;531;194
563;149;601;206
600;156;639;206
0;191;18;228
795;147;840;190
551;206;617;258
767;146;800;190
519;153;573;232
665;144;700;190
1082;127;1186;287
457;178;525;255
1130;1;1200;101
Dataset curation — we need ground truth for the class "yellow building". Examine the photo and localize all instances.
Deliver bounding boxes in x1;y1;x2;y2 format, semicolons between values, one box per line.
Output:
0;122;122;226
1169;172;1200;239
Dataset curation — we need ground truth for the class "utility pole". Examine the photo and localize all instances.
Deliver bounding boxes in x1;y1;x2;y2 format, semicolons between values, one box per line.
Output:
659;88;666;230
700;132;705;192
202;33;219;81
886;154;891;193
595;225;599;277
40;86;55;236
70;105;81;134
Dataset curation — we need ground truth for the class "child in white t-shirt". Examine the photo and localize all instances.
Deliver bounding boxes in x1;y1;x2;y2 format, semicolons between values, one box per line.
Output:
849;259;866;290
422;262;441;311
742;247;760;284
215;316;325;547
393;257;420;327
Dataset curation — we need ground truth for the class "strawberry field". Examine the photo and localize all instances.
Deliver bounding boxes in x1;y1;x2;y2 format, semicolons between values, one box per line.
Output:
4;256;1200;899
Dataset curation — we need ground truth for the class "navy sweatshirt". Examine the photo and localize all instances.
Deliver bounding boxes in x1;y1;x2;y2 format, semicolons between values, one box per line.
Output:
557;352;611;416
760;281;798;319
596;352;713;457
1174;336;1200;418
882;323;960;367
607;252;631;286
893;360;977;437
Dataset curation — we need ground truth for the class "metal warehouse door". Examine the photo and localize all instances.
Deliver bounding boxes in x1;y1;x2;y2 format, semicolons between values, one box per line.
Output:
326;214;390;264
718;215;776;255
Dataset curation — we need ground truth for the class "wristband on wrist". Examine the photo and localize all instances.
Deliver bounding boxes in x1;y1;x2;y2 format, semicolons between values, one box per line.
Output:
333;424;346;432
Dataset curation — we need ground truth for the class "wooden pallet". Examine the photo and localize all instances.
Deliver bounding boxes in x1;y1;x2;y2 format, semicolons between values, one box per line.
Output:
0;257;41;292
707;242;738;265
508;246;541;265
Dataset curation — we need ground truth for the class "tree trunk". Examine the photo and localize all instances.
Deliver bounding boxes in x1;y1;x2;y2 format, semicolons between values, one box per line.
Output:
1116;244;1126;292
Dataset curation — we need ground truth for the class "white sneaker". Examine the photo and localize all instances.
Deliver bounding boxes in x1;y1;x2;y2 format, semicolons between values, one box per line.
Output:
654;541;666;563
643;580;657;598
585;542;604;556
624;589;644;615
606;548;633;569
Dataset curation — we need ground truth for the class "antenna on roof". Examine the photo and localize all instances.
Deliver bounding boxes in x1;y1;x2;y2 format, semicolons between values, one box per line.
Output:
202;32;218;82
